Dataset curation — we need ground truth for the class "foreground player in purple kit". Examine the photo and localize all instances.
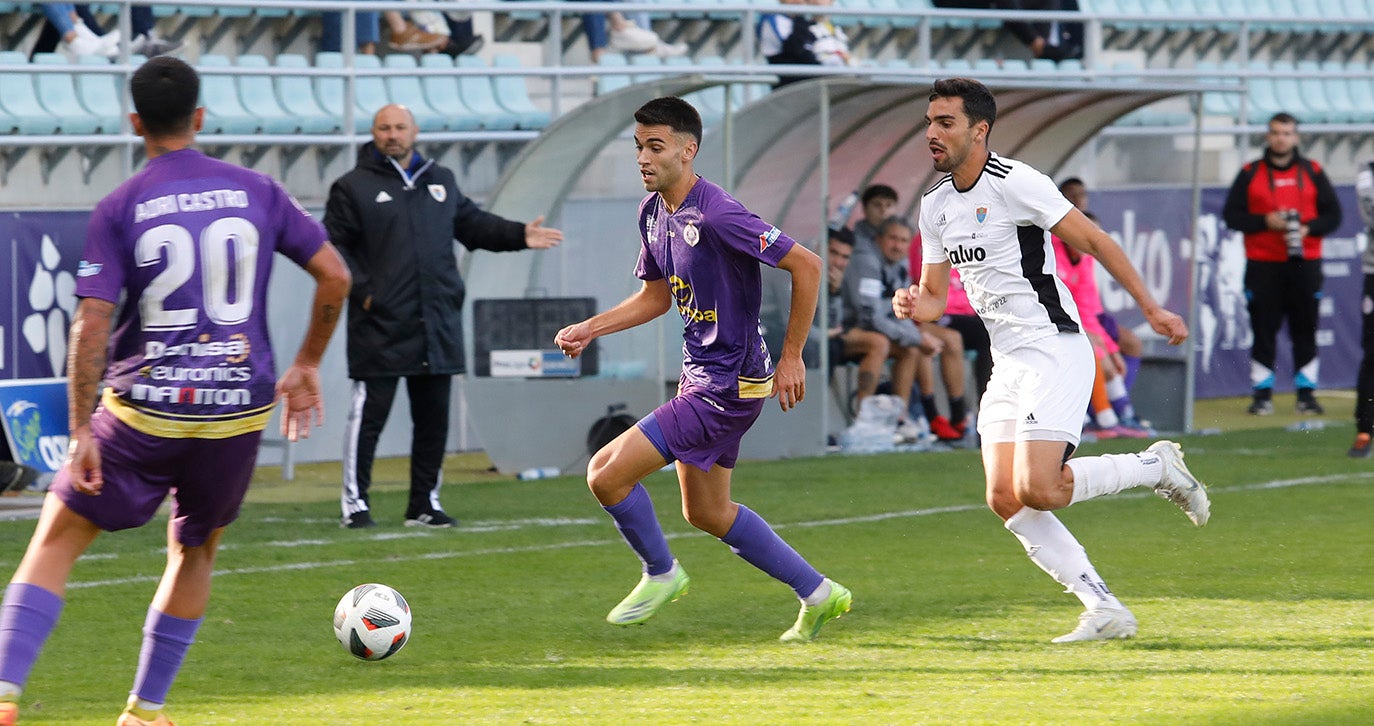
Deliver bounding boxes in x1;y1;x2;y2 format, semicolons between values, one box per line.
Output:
555;97;851;642
0;58;350;725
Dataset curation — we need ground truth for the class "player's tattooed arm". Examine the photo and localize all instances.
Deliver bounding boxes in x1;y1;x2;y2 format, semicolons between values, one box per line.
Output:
67;298;116;433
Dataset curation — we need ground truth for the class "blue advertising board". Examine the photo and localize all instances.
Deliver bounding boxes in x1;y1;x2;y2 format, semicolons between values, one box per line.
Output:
0;377;69;474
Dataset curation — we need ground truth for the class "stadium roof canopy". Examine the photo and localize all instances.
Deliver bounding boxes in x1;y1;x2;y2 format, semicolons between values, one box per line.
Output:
470;73;1214;303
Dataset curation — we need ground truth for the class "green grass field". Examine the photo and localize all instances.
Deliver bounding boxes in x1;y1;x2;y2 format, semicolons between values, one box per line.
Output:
2;398;1372;724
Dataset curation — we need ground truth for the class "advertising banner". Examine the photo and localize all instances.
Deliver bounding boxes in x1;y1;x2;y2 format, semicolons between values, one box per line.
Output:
1092;186;1365;399
0;377;69;473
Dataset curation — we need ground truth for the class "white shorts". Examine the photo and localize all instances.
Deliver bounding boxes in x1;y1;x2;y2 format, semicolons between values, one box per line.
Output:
977;332;1093;446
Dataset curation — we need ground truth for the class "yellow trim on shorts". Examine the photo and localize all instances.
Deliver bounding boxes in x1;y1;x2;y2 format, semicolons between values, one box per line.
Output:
737;374;774;399
102;390;272;439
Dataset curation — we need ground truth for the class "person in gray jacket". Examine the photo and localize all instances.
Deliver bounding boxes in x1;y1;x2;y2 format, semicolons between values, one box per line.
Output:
841;216;936;438
1351;161;1374;457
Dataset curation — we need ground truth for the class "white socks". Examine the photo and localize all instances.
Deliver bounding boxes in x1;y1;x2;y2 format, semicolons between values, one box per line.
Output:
1067;451;1164;505
1005;507;1123;610
802;578;832;606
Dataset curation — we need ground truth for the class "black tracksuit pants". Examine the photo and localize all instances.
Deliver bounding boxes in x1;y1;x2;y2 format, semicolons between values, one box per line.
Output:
341;374;452;520
1245;258;1323;397
1356;274;1374;433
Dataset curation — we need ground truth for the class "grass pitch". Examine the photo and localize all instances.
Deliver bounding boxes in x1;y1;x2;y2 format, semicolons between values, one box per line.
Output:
2;397;1372;724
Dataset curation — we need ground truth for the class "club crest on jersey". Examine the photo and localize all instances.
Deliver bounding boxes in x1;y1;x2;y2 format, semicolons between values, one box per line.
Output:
428;184;446;202
683;222;699;247
759;226;781;252
976;206;988;223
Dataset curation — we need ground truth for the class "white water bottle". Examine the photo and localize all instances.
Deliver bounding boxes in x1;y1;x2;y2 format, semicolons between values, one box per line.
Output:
829;190;859;231
517;467;561;480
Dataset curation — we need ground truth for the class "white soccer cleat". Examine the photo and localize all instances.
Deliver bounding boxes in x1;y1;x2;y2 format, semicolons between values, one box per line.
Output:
1146;440;1211;527
1051;606;1138;643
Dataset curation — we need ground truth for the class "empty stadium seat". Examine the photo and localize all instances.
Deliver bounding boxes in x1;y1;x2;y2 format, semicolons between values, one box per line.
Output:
74;55;125;132
272;54;338;134
0;51;62;134
31;53;103;134
595;52;632;96
418;54;483;132
314;51;384;132
234;55;308;134
456;55;519;131
197;54;260;134
491;55;551;130
381;54;448;132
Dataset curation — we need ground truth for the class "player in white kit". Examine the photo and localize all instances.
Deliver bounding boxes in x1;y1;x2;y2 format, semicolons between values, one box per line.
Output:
894;78;1211;642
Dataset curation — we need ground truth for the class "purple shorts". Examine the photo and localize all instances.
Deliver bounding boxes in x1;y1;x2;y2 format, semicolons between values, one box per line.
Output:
1097;311;1121;342
637;390;765;472
50;407;262;546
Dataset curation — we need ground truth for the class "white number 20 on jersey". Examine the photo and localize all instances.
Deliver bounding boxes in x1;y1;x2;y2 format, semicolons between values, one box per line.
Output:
136;217;260;331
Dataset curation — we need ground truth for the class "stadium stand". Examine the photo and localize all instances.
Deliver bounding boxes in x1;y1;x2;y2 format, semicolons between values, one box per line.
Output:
32;52;104;134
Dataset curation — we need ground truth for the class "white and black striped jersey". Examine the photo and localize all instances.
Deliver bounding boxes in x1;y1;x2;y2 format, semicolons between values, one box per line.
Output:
919;152;1081;354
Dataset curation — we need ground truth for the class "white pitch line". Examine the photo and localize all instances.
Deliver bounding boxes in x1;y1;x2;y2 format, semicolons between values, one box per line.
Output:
65;472;1374;590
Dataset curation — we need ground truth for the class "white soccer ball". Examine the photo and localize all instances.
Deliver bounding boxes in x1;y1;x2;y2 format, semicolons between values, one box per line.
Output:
333;583;412;661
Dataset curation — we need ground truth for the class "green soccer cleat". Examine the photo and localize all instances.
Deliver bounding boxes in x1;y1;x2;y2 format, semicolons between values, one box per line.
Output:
606;561;690;625
780;579;852;643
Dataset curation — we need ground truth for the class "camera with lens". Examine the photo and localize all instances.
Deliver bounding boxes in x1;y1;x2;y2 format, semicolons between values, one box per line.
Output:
1282;209;1303;258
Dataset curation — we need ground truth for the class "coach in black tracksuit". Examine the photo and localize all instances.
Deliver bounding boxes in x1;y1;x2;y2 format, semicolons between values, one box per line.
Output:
325;104;562;529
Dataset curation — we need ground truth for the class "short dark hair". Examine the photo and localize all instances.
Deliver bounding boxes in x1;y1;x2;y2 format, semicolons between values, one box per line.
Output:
930;77;997;132
130;56;199;137
861;184;898;206
878;216;914;238
828;226;855;247
634;96;702;144
1059;177;1086;191
1269;112;1299;127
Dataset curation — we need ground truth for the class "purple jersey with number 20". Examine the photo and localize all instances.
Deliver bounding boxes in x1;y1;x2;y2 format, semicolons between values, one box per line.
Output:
634;176;795;399
76;148;326;439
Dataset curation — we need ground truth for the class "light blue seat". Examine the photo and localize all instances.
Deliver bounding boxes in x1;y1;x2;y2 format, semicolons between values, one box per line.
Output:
1267;61;1317;122
0;51;62;134
456;55;519;131
941;58;974;73
272;54;338;134
382;55;448;132
1244;60;1286;124
595;52;632;96
1294;60;1345;123
973;58;1005;75
418;54;483;132
351;54;391;122
629;53;666;83
313;52;368;133
1342;59;1374;123
314;51;384;132
492;55;550;130
867;0;920;28
830;0;872;28
234;55;305;134
1194;61;1241;119
31;52;103;134
687;56;728;122
197;54;260;134
74;55;125;132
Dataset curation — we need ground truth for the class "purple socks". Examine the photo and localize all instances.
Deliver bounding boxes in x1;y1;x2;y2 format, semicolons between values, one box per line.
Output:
603;483;675;576
0;583;64;688
721;505;824;599
130;609;203;706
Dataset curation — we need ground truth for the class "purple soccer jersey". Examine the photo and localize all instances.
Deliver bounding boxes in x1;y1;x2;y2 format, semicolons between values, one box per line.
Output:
76;148;326;438
634;177;796;399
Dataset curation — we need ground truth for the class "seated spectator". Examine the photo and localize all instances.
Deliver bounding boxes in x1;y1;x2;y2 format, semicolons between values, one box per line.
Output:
932;0;1083;61
758;0;855;88
572;1;686;62
35;4;177;60
824;228;890;398
852;183;898;252
842;216;935;441
320;7;447;54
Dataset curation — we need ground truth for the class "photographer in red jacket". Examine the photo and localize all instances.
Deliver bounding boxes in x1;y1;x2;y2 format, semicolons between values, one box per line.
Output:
1222;112;1342;416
